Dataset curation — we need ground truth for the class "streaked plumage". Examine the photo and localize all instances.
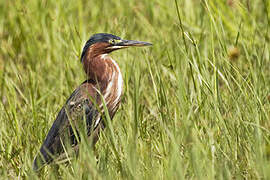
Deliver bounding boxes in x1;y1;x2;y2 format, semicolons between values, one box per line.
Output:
33;33;151;171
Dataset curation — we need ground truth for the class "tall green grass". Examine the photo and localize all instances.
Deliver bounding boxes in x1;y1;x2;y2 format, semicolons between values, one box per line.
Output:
0;0;269;179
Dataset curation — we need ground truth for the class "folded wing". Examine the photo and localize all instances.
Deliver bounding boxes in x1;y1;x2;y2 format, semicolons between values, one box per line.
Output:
33;80;102;171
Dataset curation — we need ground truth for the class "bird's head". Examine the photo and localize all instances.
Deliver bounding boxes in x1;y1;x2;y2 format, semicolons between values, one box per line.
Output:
81;33;152;62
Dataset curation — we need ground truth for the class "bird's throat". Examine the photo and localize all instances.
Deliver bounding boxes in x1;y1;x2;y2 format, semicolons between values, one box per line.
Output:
83;54;123;100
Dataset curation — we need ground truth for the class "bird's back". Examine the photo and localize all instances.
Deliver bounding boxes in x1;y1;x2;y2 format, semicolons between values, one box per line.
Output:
33;79;105;171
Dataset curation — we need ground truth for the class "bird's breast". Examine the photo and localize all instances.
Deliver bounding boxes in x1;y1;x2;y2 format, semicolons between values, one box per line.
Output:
103;58;123;111
83;54;123;116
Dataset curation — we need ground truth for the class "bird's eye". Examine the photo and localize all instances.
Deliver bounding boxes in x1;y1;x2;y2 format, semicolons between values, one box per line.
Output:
109;39;116;44
109;39;122;44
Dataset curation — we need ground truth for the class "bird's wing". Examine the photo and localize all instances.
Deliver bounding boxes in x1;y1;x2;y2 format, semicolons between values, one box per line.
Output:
33;80;103;171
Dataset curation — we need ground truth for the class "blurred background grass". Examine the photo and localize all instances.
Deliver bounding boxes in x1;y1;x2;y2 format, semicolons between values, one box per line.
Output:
0;0;270;179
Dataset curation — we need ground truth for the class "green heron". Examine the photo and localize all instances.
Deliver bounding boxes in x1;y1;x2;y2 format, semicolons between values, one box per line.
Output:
33;33;152;171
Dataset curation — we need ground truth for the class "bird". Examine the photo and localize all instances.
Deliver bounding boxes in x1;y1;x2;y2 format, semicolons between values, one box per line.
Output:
32;33;152;171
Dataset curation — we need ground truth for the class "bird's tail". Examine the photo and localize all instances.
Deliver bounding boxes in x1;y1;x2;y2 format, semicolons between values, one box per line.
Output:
32;151;51;172
32;147;54;172
33;154;44;172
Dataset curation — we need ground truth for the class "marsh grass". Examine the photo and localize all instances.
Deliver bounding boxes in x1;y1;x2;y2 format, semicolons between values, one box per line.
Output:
0;0;270;179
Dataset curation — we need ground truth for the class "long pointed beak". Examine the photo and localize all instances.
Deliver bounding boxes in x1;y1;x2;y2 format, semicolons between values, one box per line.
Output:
106;39;152;50
118;39;152;47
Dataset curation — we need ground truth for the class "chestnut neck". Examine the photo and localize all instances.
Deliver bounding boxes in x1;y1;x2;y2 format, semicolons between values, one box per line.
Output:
82;49;116;91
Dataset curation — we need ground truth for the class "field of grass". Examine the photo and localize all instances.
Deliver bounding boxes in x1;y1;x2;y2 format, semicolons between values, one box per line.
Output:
0;0;270;179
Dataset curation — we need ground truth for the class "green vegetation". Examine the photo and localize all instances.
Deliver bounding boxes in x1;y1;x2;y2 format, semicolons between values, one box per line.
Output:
0;0;270;179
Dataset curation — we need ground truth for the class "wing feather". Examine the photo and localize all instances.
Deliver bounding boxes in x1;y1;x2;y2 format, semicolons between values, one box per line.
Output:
33;81;100;171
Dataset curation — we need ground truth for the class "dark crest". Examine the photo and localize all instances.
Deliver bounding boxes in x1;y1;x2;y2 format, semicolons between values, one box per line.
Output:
80;33;121;62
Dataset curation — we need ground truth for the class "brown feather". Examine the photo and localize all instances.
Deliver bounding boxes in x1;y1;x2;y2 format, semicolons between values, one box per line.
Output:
33;42;123;171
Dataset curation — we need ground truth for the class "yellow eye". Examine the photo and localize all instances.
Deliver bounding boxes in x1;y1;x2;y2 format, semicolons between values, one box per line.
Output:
109;39;115;44
108;39;115;44
109;39;122;44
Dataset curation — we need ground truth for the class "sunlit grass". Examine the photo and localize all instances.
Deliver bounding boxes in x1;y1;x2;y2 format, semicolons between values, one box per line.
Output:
0;0;270;179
